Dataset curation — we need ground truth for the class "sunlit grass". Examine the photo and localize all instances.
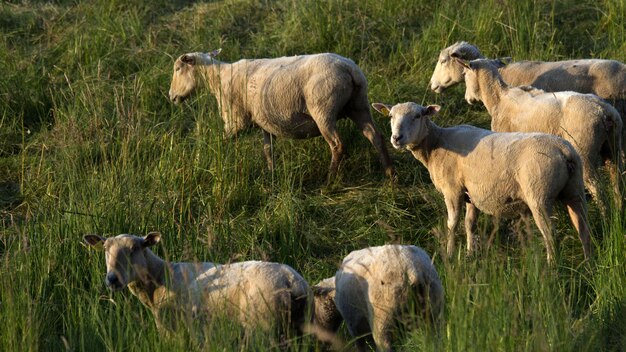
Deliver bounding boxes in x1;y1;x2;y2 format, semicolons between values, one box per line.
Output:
0;0;625;350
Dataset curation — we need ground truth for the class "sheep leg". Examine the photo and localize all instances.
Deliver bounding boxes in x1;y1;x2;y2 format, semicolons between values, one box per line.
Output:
318;122;345;178
583;164;609;216
350;110;395;178
606;156;623;212
464;202;479;255
345;318;375;352
528;203;556;264
486;216;500;250
563;197;592;259
519;214;533;248
262;131;275;171
443;196;463;258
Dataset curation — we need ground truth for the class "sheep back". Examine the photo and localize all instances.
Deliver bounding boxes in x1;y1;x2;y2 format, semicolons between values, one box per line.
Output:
501;59;626;102
220;53;369;139
426;128;582;218
334;245;443;345
193;260;311;332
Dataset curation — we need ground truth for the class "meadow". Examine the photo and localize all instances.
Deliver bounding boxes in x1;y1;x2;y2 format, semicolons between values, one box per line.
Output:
1;0;625;350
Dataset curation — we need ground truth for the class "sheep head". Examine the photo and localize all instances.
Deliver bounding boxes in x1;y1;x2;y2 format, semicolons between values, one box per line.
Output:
83;232;162;291
169;49;221;103
372;102;440;149
456;58;509;105
430;41;482;93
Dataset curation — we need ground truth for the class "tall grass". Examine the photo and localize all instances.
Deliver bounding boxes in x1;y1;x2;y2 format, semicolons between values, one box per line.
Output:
1;0;625;350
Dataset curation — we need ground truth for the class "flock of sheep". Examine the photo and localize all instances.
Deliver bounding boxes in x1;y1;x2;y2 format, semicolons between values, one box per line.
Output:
83;41;626;351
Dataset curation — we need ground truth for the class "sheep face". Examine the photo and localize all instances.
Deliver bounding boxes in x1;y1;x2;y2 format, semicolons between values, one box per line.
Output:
430;42;482;93
169;49;222;104
373;103;441;149
83;233;161;291
430;53;466;93
462;59;508;105
169;54;200;104
463;63;482;105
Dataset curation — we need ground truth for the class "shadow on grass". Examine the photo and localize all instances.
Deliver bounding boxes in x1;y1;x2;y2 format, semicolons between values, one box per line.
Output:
573;297;626;351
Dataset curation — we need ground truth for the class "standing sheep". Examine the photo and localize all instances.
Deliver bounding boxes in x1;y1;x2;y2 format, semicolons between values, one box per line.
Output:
429;41;626;120
458;58;623;213
372;102;592;263
168;49;394;179
331;245;444;352
82;232;311;338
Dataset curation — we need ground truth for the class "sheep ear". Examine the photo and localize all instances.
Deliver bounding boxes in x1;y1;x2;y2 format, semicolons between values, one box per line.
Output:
143;232;161;248
372;103;392;117
83;235;106;250
209;48;222;58
453;57;471;69
424;105;441;117
181;54;195;65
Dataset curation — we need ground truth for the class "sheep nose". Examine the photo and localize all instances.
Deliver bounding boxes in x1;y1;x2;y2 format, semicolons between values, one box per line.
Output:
392;134;403;143
105;272;120;289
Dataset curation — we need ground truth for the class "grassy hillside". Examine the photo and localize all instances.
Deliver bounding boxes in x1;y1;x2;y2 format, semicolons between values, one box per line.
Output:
1;0;625;350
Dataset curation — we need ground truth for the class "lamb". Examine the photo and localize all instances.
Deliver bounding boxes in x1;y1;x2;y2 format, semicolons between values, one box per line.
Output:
372;102;592;263
168;49;394;178
82;232;311;337
429;41;626;120
330;245;444;352
458;58;623;213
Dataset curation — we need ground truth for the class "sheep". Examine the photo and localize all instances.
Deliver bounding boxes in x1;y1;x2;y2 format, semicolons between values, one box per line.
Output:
458;58;623;213
429;41;626;119
82;232;311;337
311;277;342;335
372;102;592;264
168;49;394;179
308;277;344;349
332;245;444;352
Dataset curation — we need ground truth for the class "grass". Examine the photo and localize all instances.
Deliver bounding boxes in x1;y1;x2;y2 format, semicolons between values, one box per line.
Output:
1;0;625;350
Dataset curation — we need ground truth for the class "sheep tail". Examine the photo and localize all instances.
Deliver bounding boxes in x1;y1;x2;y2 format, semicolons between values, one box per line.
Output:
565;158;576;175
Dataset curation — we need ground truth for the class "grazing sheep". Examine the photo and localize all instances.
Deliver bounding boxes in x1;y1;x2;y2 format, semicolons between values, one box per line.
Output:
372;102;592;263
333;245;443;352
309;277;344;349
168;49;394;178
83;232;311;336
311;277;342;335
429;41;626;119
458;58;623;213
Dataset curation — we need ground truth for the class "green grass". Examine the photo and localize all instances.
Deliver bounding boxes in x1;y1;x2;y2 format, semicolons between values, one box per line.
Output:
1;0;625;350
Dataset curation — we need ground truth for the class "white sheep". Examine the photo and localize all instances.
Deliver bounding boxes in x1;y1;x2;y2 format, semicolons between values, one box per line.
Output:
168;49;394;178
82;232;311;337
429;41;626;119
458;58;623;213
331;245;444;352
372;102;592;263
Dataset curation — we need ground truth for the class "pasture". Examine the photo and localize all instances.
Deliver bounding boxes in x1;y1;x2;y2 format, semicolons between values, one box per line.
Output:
1;0;625;350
